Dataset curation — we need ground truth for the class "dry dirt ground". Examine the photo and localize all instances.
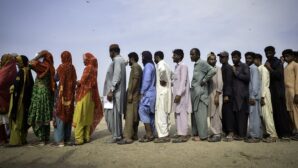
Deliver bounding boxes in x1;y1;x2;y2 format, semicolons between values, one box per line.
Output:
1;117;298;168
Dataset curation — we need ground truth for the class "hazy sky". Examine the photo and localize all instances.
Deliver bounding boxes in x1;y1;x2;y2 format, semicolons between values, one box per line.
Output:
1;0;297;94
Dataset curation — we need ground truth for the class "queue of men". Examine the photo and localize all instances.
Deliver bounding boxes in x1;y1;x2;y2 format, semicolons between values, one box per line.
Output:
103;44;298;144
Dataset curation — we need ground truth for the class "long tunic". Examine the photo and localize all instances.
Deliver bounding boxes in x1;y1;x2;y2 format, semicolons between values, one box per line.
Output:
9;66;33;145
208;66;223;135
110;55;127;115
221;63;234;133
173;62;191;136
124;62;142;139
258;65;277;137
173;62;192;114
139;63;156;124
266;57;292;137
232;61;250;137
103;55;126;139
155;60;172;137
284;61;298;131
247;64;262;138
191;59;216;138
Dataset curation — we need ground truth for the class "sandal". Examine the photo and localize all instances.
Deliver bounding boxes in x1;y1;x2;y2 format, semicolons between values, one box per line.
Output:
172;136;188;143
154;137;170;143
139;135;154;143
117;139;134;145
223;135;233;142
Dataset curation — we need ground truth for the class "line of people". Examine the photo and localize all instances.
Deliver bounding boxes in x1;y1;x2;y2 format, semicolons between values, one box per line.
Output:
103;44;298;144
0;45;297;147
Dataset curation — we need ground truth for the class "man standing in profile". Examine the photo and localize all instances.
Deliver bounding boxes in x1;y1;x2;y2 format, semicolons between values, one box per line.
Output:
254;53;278;143
190;48;216;141
244;52;262;143
218;51;235;142
118;52;142;145
171;49;192;143
207;52;223;142
104;44;126;143
153;51;173;143
264;46;292;140
138;51;156;143
231;50;250;141
283;49;298;140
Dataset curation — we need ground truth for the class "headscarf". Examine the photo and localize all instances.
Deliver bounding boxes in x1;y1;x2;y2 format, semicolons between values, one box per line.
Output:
74;52;103;134
142;51;154;66
55;51;77;123
0;54;17;114
30;50;56;93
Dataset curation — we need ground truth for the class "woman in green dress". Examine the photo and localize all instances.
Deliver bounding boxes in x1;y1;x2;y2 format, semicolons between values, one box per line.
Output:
8;55;34;146
28;50;55;145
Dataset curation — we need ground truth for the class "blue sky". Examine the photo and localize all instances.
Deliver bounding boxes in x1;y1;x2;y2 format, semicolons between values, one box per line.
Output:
1;0;297;94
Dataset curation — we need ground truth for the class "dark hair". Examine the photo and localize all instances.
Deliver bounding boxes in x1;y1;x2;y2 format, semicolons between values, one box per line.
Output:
264;46;275;53
110;47;120;54
282;49;294;56
128;52;139;62
191;48;200;56
231;50;241;57
254;53;262;61
245;52;255;58
173;49;184;59
154;51;164;59
295;51;298;58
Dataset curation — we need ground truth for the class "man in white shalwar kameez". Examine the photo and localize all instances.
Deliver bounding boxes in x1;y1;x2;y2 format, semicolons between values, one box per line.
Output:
254;53;278;143
153;51;173;143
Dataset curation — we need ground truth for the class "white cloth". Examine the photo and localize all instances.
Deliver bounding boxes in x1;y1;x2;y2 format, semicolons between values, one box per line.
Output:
155;60;173;137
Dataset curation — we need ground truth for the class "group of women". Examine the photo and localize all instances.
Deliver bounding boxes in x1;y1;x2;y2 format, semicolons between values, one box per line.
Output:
0;51;103;147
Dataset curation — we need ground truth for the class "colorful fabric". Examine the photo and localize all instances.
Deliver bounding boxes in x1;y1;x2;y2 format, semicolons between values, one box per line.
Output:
55;51;77;123
30;50;55;93
9;55;34;145
0;54;17;114
27;74;54;140
74;53;103;134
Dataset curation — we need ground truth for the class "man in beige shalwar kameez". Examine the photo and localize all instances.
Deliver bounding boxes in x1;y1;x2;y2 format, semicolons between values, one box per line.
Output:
283;49;298;140
207;52;223;142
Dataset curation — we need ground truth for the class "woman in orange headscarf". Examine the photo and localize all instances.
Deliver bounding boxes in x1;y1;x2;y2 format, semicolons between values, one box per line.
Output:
53;51;77;146
27;50;55;145
73;52;103;145
0;54;17;145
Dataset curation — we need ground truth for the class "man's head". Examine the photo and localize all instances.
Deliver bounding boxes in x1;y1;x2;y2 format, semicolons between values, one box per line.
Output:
217;51;229;64
282;49;295;64
128;52;139;66
190;48;200;62
109;44;120;59
253;53;262;67
231;50;241;65
294;51;298;63
172;49;184;63
142;51;153;65
207;52;217;67
154;51;164;64
264;46;275;60
245;52;255;66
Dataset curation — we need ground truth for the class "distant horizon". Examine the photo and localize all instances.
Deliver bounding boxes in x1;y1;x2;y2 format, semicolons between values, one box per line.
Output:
1;0;297;94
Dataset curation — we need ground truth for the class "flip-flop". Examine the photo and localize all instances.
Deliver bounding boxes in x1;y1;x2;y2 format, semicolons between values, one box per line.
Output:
154;138;170;143
139;136;154;143
117;139;134;145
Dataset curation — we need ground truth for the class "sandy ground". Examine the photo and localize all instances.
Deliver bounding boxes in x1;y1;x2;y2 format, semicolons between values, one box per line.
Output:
1;116;298;168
